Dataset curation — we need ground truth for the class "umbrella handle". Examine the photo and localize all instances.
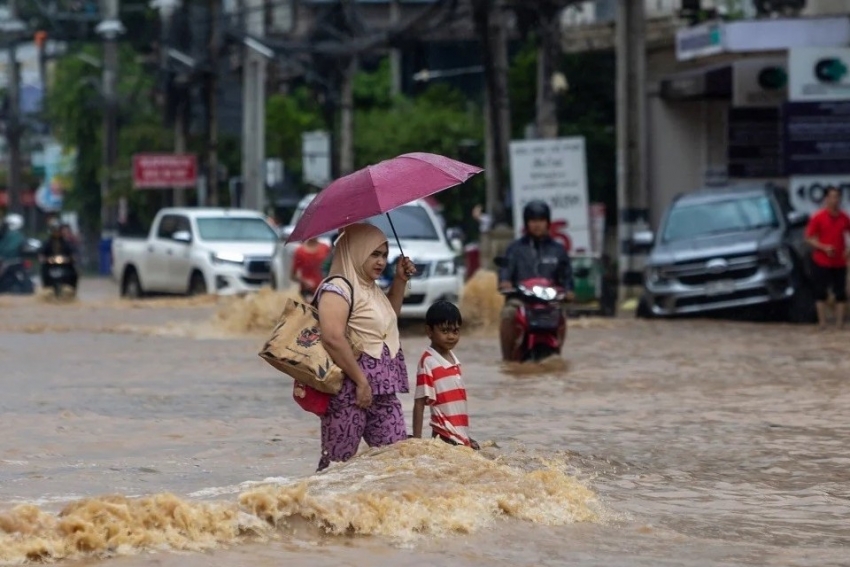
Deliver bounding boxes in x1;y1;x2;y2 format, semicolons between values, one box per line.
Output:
385;212;405;257
385;212;413;283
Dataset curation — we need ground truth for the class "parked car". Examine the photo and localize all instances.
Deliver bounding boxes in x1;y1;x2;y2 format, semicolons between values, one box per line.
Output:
271;195;464;318
112;208;277;297
635;184;816;322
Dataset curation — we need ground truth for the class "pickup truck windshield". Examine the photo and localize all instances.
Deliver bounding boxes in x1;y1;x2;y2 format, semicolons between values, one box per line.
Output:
196;218;277;242
663;195;779;242
366;206;439;240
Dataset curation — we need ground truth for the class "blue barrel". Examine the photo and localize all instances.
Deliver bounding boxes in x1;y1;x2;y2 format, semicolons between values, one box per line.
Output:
98;237;113;276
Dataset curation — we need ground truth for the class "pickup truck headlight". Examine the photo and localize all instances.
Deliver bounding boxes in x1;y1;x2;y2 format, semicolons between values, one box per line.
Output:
210;251;245;265
433;259;455;277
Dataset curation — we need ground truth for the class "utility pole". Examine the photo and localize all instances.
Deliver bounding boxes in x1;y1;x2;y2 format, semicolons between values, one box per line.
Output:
535;1;561;139
158;0;188;206
472;0;511;225
205;0;220;206
339;55;357;176
3;0;25;217
97;0;124;244
389;0;401;97
615;0;648;304
241;0;267;212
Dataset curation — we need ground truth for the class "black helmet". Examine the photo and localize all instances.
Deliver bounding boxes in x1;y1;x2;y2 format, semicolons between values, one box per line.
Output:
523;200;551;224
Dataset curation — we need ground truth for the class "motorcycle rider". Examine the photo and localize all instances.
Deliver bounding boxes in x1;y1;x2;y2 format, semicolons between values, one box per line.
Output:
0;213;26;264
497;200;575;361
40;219;78;289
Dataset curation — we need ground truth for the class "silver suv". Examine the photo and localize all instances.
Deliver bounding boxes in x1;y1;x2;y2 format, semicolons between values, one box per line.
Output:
635;185;815;322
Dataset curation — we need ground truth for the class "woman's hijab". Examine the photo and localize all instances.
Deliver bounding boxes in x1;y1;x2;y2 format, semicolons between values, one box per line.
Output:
326;223;400;358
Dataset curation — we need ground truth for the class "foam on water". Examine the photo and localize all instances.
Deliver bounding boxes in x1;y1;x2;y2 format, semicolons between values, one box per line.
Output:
240;439;600;539
212;286;302;335
459;270;503;331
0;441;599;564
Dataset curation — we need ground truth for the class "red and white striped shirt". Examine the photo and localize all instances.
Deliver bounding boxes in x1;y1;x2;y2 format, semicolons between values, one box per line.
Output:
415;347;470;446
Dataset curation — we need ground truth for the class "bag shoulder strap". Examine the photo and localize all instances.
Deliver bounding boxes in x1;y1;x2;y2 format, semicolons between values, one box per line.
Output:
313;275;355;321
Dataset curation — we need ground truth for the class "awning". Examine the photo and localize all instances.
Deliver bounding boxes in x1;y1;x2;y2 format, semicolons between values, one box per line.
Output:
659;63;732;101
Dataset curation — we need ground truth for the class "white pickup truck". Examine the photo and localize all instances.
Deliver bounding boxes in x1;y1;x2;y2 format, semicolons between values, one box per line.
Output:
112;208;278;297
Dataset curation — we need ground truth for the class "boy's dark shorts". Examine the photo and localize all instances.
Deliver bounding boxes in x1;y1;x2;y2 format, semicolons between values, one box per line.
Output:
811;264;848;302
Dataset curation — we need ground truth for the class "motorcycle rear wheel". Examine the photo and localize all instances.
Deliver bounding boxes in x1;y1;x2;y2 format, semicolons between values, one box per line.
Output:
522;343;558;363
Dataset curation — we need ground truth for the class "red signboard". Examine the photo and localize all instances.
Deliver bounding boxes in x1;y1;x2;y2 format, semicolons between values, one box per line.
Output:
133;153;198;189
0;190;36;208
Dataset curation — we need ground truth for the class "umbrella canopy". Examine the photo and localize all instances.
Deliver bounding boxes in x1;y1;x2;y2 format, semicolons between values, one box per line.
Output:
286;153;483;248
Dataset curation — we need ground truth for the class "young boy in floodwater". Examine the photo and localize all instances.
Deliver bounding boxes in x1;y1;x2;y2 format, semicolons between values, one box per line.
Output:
412;300;480;450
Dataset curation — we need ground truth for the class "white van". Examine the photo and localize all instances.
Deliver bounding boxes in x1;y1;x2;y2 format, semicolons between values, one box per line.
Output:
271;195;464;318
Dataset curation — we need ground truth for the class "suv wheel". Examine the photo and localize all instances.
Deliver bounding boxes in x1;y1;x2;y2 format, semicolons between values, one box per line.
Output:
636;295;655;319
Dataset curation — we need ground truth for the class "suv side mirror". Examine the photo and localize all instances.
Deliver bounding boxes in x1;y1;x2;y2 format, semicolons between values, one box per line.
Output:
632;230;654;247
172;230;192;243
787;210;809;228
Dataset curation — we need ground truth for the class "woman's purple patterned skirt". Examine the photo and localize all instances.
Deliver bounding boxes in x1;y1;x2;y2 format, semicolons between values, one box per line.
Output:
317;344;409;471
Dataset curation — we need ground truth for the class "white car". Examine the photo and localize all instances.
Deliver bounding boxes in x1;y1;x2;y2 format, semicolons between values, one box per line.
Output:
271;195;464;318
112;208;278;297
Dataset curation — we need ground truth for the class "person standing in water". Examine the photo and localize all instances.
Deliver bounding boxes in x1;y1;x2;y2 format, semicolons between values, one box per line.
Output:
291;236;331;299
412;300;479;450
315;223;416;471
805;186;850;330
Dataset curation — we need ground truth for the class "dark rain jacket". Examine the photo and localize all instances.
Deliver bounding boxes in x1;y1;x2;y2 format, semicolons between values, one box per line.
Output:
498;235;574;291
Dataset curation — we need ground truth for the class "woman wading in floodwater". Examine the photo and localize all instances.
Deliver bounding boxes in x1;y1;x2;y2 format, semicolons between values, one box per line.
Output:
315;223;416;471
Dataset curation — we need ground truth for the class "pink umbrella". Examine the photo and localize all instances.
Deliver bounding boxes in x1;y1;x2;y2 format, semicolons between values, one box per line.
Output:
286;152;483;253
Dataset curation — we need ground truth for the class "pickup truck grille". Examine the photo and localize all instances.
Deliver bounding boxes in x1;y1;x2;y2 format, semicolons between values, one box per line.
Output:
663;254;759;286
246;258;272;275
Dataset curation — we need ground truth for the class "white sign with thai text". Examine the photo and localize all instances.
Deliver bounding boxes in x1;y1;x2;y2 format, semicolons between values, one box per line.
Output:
509;137;590;253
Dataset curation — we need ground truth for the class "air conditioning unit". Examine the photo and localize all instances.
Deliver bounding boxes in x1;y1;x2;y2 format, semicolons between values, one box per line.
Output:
647;0;682;18
561;2;596;27
267;0;294;34
752;0;807;16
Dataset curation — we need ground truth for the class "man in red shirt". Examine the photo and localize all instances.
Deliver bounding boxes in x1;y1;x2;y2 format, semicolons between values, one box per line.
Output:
804;186;850;329
290;237;331;298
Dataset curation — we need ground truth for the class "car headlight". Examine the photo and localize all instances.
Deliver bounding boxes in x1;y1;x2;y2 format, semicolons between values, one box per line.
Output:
645;266;665;285
433;259;455;277
210;251;245;265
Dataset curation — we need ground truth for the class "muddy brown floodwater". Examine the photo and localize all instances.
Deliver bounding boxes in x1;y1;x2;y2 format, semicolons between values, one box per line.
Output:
0;276;848;566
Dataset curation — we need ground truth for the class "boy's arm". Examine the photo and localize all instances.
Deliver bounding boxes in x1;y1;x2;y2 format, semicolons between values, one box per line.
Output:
412;398;426;438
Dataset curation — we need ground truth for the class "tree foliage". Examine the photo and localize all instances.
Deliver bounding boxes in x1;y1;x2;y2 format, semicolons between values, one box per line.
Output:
46;43;170;233
508;40;616;225
265;86;325;180
351;60;485;235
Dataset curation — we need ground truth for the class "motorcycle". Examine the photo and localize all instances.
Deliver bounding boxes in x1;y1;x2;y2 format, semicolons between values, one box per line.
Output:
501;276;567;362
0;238;40;295
42;253;79;298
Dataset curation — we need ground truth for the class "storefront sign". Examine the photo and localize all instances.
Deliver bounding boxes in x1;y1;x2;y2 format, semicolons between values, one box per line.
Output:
732;57;788;108
783;101;850;176
676;21;724;61
789;175;850;213
789;47;850;102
